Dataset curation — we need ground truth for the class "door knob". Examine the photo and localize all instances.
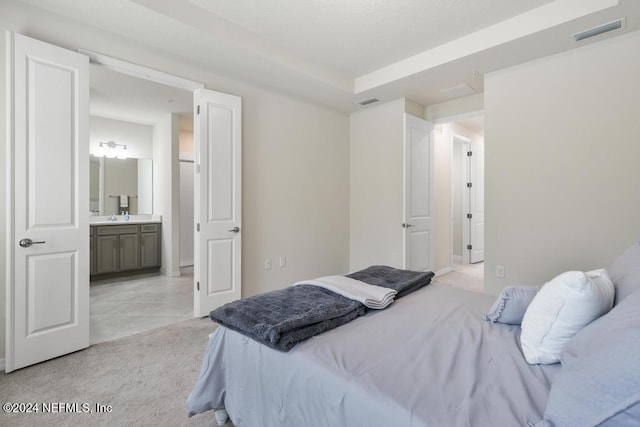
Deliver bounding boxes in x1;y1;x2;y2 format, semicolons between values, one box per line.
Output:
19;238;46;248
228;227;240;233
401;223;414;228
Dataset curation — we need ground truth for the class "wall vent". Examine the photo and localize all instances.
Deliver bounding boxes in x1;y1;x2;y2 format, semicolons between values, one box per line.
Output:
358;98;379;106
573;19;624;42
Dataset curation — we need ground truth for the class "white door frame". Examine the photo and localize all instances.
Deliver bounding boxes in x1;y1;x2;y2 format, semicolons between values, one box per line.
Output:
453;134;472;265
76;50;211;317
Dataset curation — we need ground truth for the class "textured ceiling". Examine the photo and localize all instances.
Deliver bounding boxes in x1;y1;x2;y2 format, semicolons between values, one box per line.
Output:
17;0;640;114
187;0;555;76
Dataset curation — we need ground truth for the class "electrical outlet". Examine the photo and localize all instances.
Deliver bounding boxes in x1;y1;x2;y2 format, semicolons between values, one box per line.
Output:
265;258;272;270
279;256;286;268
496;265;505;278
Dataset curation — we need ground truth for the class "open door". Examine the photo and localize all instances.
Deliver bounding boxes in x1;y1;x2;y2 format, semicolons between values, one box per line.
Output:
6;32;89;372
403;114;434;272
193;89;242;317
469;142;485;263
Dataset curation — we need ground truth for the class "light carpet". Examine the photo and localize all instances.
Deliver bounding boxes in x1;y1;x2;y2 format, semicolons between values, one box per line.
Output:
433;262;485;293
0;318;226;427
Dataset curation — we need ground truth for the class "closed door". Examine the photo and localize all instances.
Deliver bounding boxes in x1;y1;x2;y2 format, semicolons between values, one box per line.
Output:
6;33;89;372
194;89;242;316
403;114;434;272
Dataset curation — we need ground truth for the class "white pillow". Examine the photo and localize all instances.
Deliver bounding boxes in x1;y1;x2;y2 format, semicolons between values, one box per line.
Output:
520;269;614;365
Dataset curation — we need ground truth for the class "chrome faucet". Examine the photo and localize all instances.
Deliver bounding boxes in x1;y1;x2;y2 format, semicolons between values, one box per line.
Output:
109;214;117;221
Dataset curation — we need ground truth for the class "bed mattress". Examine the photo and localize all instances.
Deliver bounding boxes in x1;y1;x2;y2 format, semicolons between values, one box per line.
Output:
187;284;560;427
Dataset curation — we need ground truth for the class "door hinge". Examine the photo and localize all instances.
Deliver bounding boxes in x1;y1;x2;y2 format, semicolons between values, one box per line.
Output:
467;182;472;188
197;223;200;232
467;213;472;219
197;281;200;291
467;151;473;157
196;164;200;173
197;105;200;115
467;244;473;250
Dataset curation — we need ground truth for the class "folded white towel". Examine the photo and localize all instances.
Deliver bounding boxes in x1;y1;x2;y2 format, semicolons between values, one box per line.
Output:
120;195;128;208
293;275;397;309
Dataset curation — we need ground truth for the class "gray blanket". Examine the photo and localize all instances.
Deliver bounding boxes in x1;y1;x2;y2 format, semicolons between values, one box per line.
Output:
209;265;434;351
347;265;434;299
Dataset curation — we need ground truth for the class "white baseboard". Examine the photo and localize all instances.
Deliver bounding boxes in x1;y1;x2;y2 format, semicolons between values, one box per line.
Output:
181;265;194;275
434;266;453;277
160;268;182;277
180;258;194;267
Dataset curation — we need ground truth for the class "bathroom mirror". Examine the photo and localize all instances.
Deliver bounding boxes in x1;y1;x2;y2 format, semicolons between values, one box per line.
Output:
90;155;153;215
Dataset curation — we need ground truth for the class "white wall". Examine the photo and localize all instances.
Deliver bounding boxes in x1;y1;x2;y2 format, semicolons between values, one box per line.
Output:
432;126;453;274
90;116;153;159
349;99;405;271
153;114;181;276
0;2;350;364
484;30;640;295
242;90;349;297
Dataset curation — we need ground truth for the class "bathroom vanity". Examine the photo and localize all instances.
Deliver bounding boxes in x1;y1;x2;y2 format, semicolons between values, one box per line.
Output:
90;216;162;279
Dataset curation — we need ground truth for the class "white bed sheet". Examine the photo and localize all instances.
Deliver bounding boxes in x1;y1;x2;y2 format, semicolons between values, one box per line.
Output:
187;284;560;426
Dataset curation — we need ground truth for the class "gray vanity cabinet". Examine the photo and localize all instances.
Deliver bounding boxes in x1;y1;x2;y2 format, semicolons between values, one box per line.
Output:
91;223;160;278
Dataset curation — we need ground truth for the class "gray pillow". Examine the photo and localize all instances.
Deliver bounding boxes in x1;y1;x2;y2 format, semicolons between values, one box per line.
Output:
536;287;640;426
484;286;540;325
608;241;640;305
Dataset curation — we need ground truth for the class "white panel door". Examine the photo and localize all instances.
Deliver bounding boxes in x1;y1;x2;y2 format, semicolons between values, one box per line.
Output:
194;89;242;317
6;32;89;372
403;114;434;272
469;142;485;263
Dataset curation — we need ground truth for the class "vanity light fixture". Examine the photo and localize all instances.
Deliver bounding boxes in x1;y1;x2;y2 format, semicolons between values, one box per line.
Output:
96;141;128;159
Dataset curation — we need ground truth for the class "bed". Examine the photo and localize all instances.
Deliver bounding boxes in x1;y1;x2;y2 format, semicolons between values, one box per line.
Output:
187;247;640;427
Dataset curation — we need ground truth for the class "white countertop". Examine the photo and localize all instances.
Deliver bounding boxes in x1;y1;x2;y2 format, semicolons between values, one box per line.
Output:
89;215;162;225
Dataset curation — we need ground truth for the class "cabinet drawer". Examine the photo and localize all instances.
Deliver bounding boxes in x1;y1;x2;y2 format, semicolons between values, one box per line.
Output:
96;225;139;235
140;224;159;233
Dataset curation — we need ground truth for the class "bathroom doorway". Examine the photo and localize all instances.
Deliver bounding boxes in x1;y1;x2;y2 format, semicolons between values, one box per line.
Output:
88;62;195;343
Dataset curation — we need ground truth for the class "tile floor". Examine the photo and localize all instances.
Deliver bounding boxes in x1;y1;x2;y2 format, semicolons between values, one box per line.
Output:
90;273;194;344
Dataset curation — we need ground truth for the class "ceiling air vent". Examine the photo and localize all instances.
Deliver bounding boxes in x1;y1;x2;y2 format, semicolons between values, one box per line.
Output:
573;19;624;42
358;98;379;106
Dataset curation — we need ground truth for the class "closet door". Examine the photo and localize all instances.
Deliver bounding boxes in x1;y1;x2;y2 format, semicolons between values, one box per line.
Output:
6;32;89;372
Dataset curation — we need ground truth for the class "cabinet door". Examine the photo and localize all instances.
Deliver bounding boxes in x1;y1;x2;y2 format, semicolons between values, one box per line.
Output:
119;233;140;271
140;232;159;268
96;235;118;274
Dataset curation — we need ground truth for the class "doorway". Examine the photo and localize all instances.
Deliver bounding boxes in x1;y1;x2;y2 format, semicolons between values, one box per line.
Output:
88;63;195;343
444;115;485;285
